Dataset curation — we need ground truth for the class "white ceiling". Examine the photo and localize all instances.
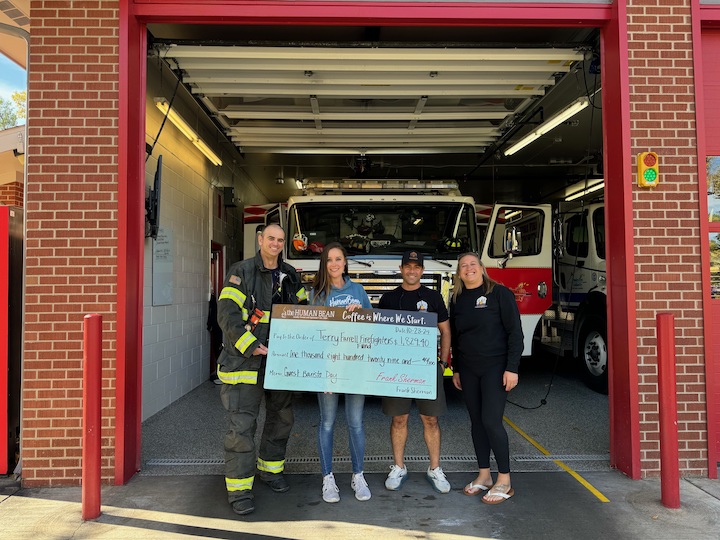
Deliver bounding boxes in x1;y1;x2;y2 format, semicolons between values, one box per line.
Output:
149;24;603;204
163;45;583;158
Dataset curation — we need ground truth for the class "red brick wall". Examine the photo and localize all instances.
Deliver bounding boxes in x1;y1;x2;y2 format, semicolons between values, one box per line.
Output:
628;0;707;476
23;1;119;486
0;181;24;207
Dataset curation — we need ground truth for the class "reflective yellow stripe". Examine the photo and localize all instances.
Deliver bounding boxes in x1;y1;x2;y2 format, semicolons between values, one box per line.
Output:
217;368;258;385
257;458;284;474
296;287;307;302
235;331;257;354
219;287;247;309
226;476;254;492
259;312;270;323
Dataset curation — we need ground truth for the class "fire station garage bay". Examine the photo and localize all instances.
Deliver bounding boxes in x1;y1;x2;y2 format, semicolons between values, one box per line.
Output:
138;23;611;479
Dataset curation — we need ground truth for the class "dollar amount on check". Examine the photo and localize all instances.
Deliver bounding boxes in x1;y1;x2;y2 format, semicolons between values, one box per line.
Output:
264;305;438;398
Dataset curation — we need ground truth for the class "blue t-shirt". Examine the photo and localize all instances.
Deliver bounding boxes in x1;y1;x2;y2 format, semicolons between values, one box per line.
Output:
310;276;372;308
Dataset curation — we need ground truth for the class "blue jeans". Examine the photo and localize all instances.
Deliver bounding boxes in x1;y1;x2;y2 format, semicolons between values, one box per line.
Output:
317;393;366;476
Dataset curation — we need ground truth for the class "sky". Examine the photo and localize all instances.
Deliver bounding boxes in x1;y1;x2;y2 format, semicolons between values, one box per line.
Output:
0;55;27;101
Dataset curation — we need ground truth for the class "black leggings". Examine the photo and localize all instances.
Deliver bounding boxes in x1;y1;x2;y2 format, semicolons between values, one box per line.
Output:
460;362;511;473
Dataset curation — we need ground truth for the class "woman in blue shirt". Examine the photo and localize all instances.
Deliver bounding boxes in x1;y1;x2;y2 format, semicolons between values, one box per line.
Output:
309;242;372;504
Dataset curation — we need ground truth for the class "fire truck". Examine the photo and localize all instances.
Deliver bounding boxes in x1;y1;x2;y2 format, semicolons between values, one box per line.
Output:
475;203;554;368
543;201;607;393
477;201;608;393
245;180;556;376
257;179;477;306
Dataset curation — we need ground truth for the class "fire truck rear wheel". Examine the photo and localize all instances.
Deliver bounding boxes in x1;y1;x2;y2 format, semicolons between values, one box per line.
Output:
578;317;609;395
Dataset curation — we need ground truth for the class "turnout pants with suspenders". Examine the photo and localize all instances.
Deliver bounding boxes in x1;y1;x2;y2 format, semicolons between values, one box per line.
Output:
217;253;307;503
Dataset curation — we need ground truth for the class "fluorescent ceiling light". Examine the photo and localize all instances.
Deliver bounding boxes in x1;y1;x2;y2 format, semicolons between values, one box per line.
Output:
504;96;590;157
155;98;197;141
193;138;223;167
155;98;223;166
564;180;604;201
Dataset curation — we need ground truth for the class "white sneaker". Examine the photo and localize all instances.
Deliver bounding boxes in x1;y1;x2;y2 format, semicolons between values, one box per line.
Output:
384;464;408;490
322;473;340;503
426;466;451;494
351;472;372;501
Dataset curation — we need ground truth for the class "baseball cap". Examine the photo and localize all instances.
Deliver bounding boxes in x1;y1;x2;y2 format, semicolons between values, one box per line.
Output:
401;250;424;266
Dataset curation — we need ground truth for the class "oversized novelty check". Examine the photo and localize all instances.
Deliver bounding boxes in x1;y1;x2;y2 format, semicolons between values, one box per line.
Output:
264;305;438;398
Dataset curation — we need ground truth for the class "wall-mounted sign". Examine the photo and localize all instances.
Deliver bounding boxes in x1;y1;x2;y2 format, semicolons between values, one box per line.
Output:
152;228;173;306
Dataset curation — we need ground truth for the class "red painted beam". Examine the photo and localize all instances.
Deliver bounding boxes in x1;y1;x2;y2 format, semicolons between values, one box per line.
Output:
117;1;147;485
131;1;612;26
700;3;720;24
693;2;719;478
601;1;641;479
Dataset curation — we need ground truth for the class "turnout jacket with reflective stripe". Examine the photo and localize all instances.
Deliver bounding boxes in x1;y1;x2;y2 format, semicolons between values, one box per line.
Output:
217;252;307;376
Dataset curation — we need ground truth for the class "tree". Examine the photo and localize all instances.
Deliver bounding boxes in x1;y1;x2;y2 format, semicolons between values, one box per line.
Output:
11;90;25;120
707;156;720;222
0;97;17;130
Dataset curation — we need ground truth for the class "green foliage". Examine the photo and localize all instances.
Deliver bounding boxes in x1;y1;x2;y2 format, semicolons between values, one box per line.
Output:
11;90;25;120
0;97;18;130
710;234;720;299
707;157;720;221
708;156;720;196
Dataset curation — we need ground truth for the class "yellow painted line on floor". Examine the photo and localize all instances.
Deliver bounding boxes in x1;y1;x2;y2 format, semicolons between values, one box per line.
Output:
503;415;610;503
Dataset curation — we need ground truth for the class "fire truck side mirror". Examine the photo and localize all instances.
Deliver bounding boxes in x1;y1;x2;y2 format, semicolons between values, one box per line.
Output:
504;226;522;255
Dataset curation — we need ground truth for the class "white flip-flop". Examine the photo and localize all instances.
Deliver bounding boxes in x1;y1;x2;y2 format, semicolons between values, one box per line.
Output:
463;482;490;496
482;486;515;505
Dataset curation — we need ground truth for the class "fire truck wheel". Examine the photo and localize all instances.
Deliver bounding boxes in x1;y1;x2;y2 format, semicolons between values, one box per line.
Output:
578;317;609;394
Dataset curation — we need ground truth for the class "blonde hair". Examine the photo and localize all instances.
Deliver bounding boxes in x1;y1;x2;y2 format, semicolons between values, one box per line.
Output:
451;252;498;302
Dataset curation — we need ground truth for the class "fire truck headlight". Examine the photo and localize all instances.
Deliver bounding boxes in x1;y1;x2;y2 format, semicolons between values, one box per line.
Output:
537;281;548;299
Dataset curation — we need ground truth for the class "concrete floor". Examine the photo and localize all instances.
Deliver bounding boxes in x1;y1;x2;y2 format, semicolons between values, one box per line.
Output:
2;357;719;539
2;471;719;539
140;354;610;476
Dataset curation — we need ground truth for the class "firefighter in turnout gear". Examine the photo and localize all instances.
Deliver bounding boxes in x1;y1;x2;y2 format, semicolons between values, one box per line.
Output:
217;223;308;516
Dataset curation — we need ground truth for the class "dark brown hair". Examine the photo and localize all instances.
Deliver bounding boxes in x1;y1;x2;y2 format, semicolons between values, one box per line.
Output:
310;242;348;305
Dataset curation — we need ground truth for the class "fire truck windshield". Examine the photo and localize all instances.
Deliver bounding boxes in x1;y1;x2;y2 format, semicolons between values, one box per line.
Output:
287;201;477;259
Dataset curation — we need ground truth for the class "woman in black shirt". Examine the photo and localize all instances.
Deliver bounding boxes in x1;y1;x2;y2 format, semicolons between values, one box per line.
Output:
450;252;522;504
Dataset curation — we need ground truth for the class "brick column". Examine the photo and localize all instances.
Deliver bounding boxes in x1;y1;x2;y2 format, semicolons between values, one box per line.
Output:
23;1;120;486
628;0;707;476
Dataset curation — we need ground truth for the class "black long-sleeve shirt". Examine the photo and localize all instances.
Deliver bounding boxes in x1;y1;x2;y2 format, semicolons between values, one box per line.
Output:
449;283;524;374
